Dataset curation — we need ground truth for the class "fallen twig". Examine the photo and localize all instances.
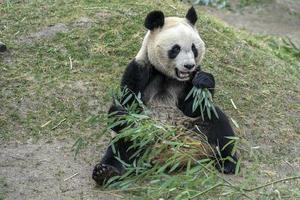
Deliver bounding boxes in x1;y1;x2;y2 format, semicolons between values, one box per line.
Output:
8;155;26;161
41;120;52;128
51;118;66;130
230;99;237;110
243;176;300;192
69;56;73;70
190;183;222;198
64;173;79;181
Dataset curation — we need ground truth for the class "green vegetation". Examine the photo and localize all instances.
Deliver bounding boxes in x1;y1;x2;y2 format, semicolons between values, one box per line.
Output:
239;0;273;7
186;0;227;8
96;90;241;199
1;0;299;199
184;0;274;8
186;87;218;120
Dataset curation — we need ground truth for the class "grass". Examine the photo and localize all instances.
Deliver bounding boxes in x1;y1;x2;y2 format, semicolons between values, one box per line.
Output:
238;0;275;7
1;0;300;199
184;0;274;9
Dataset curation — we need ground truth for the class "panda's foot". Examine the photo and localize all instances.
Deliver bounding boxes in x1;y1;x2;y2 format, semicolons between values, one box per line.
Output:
215;156;238;174
0;42;7;52
92;163;121;185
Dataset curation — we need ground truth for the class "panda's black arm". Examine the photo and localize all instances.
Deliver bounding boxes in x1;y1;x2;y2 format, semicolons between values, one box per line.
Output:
95;60;152;180
120;59;151;99
177;82;200;118
108;59;151;132
112;59;151;108
177;70;215;118
177;72;238;173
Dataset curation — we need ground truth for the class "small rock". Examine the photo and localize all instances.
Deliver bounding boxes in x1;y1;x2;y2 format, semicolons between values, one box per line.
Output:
73;17;94;28
95;11;112;20
0;41;7;52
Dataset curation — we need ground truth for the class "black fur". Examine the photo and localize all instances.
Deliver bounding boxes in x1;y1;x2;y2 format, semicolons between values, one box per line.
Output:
192;71;215;92
93;59;238;185
192;43;198;58
168;44;181;59
121;59;150;93
0;42;7;52
184;64;195;70
186;7;198;25
93;60;152;185
144;11;165;30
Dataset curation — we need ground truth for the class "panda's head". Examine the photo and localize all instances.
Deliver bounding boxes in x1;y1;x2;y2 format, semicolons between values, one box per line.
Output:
136;7;205;81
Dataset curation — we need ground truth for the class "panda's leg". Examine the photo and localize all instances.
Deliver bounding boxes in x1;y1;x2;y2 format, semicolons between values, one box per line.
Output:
92;59;151;185
92;139;133;185
92;146;123;185
199;106;238;174
92;105;139;185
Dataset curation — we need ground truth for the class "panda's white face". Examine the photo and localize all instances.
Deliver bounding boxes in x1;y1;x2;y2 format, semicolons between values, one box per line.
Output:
145;17;205;81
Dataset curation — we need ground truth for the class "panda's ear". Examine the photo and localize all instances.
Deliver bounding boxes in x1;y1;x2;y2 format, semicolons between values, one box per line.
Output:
186;7;198;25
144;10;165;30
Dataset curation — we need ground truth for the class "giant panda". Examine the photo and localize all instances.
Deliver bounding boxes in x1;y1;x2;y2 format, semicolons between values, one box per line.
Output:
92;7;238;185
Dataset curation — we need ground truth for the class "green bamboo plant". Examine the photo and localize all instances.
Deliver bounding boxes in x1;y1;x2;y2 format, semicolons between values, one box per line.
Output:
185;87;219;120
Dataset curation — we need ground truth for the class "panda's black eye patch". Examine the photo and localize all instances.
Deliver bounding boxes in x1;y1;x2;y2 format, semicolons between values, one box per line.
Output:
168;44;181;59
192;43;198;58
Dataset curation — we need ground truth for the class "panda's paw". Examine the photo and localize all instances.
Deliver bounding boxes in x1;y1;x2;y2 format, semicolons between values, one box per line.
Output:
215;156;238;174
0;42;7;52
192;71;215;89
92;163;121;186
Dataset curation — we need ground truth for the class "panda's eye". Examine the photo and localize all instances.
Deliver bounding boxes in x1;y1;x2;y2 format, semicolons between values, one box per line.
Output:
192;43;198;58
168;44;181;59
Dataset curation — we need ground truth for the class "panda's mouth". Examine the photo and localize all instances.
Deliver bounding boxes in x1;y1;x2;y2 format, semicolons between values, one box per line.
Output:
175;68;192;80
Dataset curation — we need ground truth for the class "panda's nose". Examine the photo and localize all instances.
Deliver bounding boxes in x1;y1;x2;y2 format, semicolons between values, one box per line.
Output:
184;64;195;70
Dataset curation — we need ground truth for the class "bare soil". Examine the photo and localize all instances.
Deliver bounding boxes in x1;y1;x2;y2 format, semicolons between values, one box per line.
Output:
0;139;121;200
203;0;300;46
18;23;68;44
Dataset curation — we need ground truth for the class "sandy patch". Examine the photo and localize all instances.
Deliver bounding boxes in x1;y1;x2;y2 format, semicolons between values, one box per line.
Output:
0;139;120;200
202;0;300;46
18;23;68;44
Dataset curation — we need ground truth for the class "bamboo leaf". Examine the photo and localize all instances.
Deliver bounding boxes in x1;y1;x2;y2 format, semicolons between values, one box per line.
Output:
200;101;204;120
207;106;211;119
111;143;116;154
168;162;180;173
211;104;219;119
230;117;240;128
186;159;192;175
185;87;195;101
235;158;241;175
122;94;133;105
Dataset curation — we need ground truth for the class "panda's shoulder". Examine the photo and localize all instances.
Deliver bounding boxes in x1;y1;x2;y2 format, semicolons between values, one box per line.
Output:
123;59;150;75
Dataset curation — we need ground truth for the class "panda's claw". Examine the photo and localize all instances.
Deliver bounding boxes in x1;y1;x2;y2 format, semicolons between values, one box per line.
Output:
92;163;121;186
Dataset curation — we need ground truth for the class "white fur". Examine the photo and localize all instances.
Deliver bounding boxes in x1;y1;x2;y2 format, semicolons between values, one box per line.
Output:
135;17;205;81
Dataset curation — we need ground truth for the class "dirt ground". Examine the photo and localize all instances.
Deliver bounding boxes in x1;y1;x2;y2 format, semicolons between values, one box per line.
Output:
0;139;121;200
203;0;300;47
0;0;299;199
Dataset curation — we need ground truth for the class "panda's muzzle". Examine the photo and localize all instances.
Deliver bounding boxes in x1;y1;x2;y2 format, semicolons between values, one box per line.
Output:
175;67;195;80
